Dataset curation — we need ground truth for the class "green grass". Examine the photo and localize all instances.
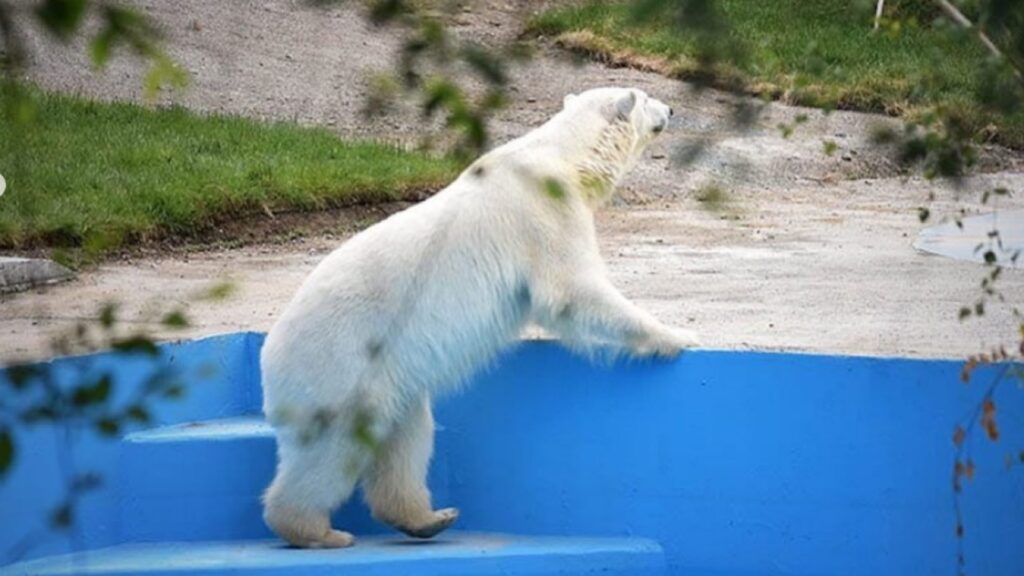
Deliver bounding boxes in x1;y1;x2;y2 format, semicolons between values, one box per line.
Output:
528;0;1024;148
0;89;461;252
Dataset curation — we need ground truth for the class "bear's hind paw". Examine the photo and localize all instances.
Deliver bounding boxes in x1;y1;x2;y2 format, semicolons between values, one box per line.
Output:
398;507;460;539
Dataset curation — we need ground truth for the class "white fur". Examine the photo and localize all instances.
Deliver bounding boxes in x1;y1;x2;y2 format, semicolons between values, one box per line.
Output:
260;87;699;548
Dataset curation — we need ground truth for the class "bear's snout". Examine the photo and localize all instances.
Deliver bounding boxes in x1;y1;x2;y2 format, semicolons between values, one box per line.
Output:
654;114;670;133
649;99;672;134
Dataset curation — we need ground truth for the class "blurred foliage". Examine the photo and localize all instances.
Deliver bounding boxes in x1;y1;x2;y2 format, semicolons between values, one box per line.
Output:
880;0;1024;178
0;301;194;562
629;0;750;89
883;0;947;24
360;0;530;160
694;183;729;211
0;0;188;118
889;5;1023;572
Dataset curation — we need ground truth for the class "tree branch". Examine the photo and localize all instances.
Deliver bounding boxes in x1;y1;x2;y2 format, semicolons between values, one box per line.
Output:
934;0;1023;82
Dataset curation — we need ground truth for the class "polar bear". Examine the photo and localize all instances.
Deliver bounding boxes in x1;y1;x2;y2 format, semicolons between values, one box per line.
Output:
260;86;699;548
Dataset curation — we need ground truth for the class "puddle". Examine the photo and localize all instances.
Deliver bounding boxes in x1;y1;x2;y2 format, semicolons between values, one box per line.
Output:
914;210;1024;268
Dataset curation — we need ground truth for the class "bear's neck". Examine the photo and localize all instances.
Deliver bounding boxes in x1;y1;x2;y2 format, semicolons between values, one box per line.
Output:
572;121;639;208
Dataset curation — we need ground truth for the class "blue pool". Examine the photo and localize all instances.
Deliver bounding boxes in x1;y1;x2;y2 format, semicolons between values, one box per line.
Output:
1;332;1022;575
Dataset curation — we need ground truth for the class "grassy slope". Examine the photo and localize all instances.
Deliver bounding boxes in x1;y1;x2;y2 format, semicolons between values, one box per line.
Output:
529;0;1024;148
0;89;460;250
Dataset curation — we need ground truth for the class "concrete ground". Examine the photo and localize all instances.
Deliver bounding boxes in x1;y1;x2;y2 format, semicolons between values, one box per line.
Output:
0;257;72;294
2;0;1022;362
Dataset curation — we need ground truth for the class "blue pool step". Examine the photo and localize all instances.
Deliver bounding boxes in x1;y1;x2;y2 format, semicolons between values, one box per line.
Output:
119;417;278;542
119;417;453;542
5;416;667;575
123;417;273;443
1;533;667;576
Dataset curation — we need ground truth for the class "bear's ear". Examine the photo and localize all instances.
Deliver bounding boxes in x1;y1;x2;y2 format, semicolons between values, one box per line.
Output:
563;93;577;108
611;91;636;121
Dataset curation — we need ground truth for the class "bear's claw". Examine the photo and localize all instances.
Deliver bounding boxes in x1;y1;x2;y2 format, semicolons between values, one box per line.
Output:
308;529;355;549
398;507;460;539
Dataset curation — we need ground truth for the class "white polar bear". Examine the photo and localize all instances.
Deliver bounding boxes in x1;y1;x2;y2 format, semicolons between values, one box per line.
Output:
260;86;699;548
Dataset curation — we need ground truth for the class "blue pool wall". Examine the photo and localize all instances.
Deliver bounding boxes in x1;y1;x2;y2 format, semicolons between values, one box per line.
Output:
1;331;1023;576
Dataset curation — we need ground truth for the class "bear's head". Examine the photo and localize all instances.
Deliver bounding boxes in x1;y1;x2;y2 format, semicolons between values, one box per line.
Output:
562;86;673;145
558;87;673;202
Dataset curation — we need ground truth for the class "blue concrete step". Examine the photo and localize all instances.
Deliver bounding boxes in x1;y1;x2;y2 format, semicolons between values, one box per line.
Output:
119;417;277;542
118;417;452;542
1;533;666;576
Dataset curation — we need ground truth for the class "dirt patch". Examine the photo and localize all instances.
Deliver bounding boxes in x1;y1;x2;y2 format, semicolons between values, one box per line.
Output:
3;0;1023;361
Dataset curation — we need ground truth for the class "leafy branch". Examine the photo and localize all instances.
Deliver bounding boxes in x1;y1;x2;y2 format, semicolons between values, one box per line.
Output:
359;0;526;160
0;0;187;126
0;303;192;563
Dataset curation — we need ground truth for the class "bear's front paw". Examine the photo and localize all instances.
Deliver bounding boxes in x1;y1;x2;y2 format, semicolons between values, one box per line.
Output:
671;328;701;349
633;328;700;359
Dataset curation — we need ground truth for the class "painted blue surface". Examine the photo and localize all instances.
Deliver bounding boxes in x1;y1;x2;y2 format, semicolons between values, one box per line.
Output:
1;332;1023;576
0;533;665;576
0;334;259;563
436;345;1024;576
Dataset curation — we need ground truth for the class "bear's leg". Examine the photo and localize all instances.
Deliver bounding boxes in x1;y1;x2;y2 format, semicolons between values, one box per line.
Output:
263;428;371;549
362;396;459;539
543;276;699;357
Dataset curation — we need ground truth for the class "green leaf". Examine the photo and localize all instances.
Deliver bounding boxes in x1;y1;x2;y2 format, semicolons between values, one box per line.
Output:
90;28;116;69
870;125;898;144
461;45;507;86
352;411;380;454
423;80;460;118
543;178;566;201
35;0;88;39
823;140;838;156
368;0;407;24
161;310;189;329
71;473;103;492
21;406;58;423
72;376;112;407
202;281;237;301
126;405;150;424
143;56;190;101
99;303;118;329
0;429;13;479
112;336;159;356
5;364;40;390
95;418;120;437
162;385;185;399
51;502;72;529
